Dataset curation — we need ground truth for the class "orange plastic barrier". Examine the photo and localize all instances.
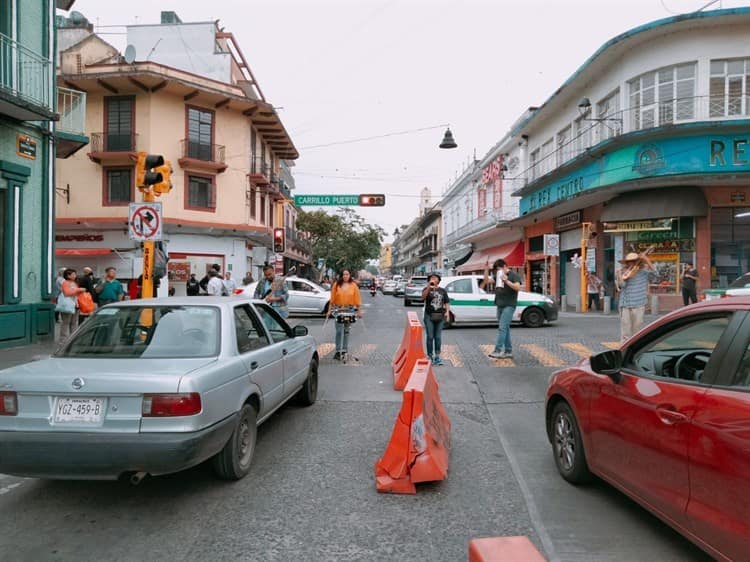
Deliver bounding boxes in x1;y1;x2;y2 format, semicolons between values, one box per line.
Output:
392;311;426;390
374;358;451;494
468;537;546;562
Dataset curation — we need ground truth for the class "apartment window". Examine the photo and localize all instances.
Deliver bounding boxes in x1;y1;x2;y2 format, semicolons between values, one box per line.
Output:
251;128;258;173
529;148;540;180
540;138;554;176
575;114;592;156
105;97;134;151
249;186;257;219
629;63;695;130
261;140;267;174
260;194;266;224
710;59;750;117
186;175;215;210
187;107;214;161
104;168;132;205
596;89;622;140
556;126;571;166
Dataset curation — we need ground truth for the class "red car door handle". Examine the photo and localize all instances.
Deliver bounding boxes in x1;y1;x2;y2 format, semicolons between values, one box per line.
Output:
656;406;688;424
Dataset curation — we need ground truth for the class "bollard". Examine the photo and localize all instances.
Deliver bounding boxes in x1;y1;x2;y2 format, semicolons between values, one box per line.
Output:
560;297;567;312
603;296;611;314
650;294;659;316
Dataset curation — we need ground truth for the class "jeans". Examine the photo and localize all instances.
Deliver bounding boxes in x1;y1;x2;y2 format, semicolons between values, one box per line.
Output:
335;321;351;353
494;306;515;353
423;314;444;357
682;288;697;306
59;310;79;342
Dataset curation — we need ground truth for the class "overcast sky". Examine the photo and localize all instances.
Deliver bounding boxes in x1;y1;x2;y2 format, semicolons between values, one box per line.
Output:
68;0;745;241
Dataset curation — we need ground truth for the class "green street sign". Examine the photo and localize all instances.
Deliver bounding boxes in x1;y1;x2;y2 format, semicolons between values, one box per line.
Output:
294;194;361;206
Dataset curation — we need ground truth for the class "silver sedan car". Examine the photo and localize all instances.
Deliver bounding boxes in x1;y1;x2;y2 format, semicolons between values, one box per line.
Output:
0;297;319;482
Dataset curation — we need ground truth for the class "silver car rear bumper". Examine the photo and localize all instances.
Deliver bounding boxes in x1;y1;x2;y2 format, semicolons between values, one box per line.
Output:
0;413;237;480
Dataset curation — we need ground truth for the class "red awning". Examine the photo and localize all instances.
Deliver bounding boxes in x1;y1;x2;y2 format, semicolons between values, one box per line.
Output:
55;248;112;257
456;241;524;273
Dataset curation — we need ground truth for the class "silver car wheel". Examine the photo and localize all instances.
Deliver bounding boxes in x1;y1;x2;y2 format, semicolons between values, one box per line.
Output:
237;413;256;469
554;412;575;471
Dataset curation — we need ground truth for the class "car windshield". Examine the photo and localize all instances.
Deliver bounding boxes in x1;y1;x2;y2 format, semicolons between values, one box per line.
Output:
729;273;750;289
56;306;221;358
410;278;428;285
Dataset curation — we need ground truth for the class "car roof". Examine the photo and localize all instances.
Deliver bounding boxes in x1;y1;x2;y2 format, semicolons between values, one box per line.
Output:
101;296;263;308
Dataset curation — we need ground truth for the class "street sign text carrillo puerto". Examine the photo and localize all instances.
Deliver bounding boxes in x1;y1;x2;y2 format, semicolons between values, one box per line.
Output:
294;194;360;206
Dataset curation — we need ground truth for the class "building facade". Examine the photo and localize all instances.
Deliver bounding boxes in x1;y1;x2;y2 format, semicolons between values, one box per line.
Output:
378;243;392;273
55;12;308;296
501;8;750;311
0;0;84;347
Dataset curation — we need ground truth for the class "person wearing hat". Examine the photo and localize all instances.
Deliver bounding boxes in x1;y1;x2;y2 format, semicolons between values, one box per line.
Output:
616;252;655;342
421;273;450;365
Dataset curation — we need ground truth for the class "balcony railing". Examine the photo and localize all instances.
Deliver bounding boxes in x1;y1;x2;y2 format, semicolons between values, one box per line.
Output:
180;139;226;163
249;157;270;184
90;132;138;153
57;87;86;136
0;32;52;113
442;207;519;246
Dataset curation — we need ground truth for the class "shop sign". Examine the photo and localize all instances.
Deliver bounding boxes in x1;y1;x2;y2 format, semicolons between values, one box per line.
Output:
168;261;191;282
603;219;673;232
543;234;560;256
585;248;596;273
633;239;695;253
17;135;36;160
56;234;104;242
482;156;504;185
731;191;746;203
555;211;581;230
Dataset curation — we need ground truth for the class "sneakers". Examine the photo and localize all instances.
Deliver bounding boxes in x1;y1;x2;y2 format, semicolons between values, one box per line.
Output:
488;350;513;359
432;356;443;366
333;352;342;360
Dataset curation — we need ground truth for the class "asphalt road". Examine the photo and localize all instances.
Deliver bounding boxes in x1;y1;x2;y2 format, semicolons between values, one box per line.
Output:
0;292;712;562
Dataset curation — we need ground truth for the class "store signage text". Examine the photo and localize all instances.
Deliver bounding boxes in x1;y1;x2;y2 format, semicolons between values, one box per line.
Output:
633;239;695;253
294;194;359;206
603;219;674;232
482;156;504;184
56;234;104;242
526;176;584;212
17;135;36;160
554;211;581;230
709;139;750;167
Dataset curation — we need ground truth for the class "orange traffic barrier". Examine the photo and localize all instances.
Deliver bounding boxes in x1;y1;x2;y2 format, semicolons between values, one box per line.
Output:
392;311;426;390
468;537;546;562
374;358;451;494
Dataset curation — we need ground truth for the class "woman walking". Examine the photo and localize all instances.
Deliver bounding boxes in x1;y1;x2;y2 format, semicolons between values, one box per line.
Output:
421;273;450;365
55;268;87;343
326;269;362;361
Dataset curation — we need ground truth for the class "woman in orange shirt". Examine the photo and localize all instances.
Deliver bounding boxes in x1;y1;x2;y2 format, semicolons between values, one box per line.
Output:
326;269;362;360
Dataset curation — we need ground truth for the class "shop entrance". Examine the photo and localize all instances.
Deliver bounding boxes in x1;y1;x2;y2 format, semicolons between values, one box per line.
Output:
711;207;750;287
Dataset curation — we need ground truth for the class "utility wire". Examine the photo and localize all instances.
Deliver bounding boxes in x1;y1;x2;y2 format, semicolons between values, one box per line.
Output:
299;124;448;150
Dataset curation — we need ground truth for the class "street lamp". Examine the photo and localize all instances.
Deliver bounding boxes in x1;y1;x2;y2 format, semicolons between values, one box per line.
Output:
577;97;622;128
439;127;458;149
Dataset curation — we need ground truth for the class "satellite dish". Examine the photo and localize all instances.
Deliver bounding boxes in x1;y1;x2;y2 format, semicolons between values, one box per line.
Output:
124;44;136;64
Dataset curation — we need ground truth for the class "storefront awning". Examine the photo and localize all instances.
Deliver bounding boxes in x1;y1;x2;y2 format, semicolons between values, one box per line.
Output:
601;187;707;222
457;241;524;273
452;248;474;268
55;248;112;257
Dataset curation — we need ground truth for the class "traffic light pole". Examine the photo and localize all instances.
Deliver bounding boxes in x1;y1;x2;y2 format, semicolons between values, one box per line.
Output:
141;189;156;299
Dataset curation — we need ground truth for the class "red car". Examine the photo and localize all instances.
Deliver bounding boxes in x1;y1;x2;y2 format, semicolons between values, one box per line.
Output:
546;298;750;561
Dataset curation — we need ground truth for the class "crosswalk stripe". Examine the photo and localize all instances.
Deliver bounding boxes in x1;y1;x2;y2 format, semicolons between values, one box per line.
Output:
317;343;336;358
440;344;464;367
561;342;595;359
521;344;565;367
601;341;620;349
478;344;516;367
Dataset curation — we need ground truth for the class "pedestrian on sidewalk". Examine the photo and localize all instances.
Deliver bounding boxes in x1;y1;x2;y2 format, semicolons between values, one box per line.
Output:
53;267;65;324
586;271;603;311
253;265;289;317
95;267;125;306
77;267;97;326
223;271;237;295
481;258;522;359
681;261;699;305
616;252;654;342
326;269;362;360
186;273;201;296
421;273;450;365
56;268;86;343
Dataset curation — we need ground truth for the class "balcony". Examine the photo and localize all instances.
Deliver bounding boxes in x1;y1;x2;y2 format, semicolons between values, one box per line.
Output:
248;158;270;185
285;226;311;254
88;132;139;165
279;178;293;200
443;207;519;246
0;33;54;121
178;139;227;174
55;87;88;158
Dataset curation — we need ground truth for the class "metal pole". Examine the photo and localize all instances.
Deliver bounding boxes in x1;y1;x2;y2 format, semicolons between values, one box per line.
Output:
581;222;591;313
141;189;155;299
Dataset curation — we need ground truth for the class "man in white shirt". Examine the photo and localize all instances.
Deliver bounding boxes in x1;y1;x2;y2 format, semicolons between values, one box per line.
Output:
207;270;226;296
223;271;237;295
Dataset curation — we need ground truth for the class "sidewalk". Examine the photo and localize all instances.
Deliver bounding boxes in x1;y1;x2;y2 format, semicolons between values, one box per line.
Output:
0;340;56;370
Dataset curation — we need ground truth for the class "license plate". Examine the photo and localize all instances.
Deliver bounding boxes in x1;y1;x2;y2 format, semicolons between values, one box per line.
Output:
54;397;105;424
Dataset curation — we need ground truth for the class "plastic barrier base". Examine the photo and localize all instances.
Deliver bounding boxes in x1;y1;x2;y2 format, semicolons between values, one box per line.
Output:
468;536;546;562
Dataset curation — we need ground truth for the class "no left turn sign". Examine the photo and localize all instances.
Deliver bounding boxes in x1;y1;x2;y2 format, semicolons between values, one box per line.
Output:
129;202;163;241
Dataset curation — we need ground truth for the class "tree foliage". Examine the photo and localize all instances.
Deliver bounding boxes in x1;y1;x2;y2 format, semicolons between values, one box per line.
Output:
297;208;385;275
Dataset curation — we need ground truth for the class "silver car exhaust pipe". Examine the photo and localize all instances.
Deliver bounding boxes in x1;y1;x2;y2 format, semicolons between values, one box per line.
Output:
129;471;148;486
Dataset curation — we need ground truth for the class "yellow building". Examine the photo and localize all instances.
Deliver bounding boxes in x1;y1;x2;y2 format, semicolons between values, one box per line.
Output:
55;12;309;294
379;243;392;273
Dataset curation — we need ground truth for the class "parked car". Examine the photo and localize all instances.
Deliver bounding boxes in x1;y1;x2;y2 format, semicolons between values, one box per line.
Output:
403;275;429;306
439;274;557;328
382;280;397;295
546;297;750;561
702;272;750;300
239;276;331;316
393;280;406;297
0;297;319;481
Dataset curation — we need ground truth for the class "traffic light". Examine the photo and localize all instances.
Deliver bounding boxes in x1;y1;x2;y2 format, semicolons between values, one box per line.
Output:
359;194;386;206
273;227;285;253
135;152;165;189
152;160;173;195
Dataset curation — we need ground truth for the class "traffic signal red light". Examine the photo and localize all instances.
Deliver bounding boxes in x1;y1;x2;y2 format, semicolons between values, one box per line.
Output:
359;194;386;206
273;227;285;253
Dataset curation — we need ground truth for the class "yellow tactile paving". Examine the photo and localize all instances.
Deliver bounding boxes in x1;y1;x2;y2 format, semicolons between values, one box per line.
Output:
520;344;565;367
479;344;516;367
601;341;620;350
561;342;595;359
439;344;464;367
317;343;336;358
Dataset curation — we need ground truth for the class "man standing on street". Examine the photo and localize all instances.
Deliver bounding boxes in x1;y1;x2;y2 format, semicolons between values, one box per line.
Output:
206;269;226;296
223;271;237;295
186;273;201;296
481;258;522;359
200;263;221;294
95;267;125;306
616;252;654;341
586;271;602;312
253;265;289;317
681;261;699;305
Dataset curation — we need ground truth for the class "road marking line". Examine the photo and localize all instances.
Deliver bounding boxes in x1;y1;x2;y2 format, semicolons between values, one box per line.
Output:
479;344;516;367
0;482;23;495
601;341;620;349
440;344;464;367
521;344;564;367
561;342;595;359
317;343;336;358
